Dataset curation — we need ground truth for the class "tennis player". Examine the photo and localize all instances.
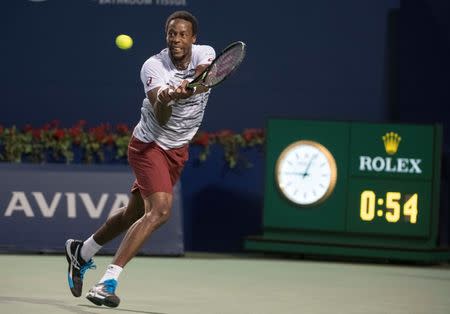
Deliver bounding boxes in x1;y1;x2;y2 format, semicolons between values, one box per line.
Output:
65;10;215;308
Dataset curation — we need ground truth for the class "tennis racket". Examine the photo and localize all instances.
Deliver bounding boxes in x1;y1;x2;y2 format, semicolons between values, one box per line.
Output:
187;41;246;90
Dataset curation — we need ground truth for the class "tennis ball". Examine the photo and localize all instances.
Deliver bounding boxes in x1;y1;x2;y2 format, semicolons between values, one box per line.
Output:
115;34;133;50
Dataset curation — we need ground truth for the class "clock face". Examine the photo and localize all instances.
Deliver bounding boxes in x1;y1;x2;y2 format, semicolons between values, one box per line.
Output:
275;140;337;206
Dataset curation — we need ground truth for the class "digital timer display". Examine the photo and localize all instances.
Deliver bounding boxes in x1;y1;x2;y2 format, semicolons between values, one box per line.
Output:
347;178;432;238
359;191;418;224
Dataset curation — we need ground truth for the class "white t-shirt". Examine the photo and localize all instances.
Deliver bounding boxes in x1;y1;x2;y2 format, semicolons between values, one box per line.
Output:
133;44;216;149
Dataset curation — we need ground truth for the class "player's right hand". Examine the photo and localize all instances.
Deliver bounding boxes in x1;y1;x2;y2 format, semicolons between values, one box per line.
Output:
172;80;195;100
157;87;175;106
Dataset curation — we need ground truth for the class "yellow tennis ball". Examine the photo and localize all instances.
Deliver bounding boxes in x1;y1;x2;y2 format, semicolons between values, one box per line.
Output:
115;34;133;50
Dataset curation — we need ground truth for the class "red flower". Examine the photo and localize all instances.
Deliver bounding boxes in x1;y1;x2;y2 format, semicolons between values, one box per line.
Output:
242;128;264;142
69;126;81;137
69;126;82;144
214;129;234;139
193;132;210;146
53;128;65;140
116;123;130;135
32;129;42;140
105;134;115;145
89;124;108;142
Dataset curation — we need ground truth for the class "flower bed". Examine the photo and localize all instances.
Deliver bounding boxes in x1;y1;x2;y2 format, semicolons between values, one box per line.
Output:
0;120;265;168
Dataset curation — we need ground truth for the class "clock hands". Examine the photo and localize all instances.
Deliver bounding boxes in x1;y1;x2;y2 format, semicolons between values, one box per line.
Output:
301;154;318;178
282;154;318;178
283;171;305;176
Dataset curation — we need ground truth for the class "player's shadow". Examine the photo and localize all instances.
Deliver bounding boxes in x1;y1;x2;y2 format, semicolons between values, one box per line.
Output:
79;304;167;314
0;296;165;314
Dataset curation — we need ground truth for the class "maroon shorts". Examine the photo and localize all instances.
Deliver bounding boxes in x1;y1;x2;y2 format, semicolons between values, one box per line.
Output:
128;136;189;198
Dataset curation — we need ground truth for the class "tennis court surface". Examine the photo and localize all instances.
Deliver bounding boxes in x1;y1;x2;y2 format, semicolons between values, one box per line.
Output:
1;253;450;314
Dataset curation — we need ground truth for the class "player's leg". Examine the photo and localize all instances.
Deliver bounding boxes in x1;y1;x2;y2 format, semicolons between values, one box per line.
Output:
85;138;187;308
91;190;145;246
65;191;144;298
86;192;172;307
113;192;172;267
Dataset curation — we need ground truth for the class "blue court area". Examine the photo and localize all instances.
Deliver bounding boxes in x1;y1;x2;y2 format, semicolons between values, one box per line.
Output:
1;254;450;314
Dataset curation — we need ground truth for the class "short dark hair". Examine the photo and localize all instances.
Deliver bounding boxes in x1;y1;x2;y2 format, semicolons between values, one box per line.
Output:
165;11;198;35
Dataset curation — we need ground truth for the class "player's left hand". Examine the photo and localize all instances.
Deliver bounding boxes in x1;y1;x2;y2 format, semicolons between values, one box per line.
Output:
171;80;195;100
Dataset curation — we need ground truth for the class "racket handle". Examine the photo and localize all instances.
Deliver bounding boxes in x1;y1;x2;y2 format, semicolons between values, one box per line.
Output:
186;81;198;90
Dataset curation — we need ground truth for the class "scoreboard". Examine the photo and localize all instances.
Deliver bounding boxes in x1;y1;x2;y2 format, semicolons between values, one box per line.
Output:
245;119;449;262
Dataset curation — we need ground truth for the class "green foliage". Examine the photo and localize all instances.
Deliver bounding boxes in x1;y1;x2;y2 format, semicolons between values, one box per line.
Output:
191;128;265;168
0;121;131;164
0;121;265;168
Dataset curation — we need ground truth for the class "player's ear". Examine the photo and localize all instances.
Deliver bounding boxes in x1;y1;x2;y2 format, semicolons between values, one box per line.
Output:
192;35;197;44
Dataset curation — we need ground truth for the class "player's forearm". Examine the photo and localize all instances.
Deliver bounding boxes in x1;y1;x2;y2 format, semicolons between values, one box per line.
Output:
154;101;172;126
148;87;173;126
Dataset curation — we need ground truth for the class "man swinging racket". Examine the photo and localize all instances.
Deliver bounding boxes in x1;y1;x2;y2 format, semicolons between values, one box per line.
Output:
65;10;246;308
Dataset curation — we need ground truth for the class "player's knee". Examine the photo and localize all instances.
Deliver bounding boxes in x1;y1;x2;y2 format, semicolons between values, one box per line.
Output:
143;203;171;226
142;210;170;227
157;207;171;224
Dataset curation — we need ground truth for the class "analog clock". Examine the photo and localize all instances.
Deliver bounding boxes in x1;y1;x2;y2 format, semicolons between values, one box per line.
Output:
275;140;337;206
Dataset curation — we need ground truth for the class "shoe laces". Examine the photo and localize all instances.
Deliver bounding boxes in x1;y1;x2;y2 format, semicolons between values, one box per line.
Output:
102;279;117;293
79;260;96;279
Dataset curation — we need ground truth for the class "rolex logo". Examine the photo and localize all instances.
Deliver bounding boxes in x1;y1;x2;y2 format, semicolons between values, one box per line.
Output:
359;131;421;174
382;132;401;155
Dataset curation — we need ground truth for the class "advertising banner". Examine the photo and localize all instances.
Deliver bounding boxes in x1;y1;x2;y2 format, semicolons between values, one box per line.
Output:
0;164;184;255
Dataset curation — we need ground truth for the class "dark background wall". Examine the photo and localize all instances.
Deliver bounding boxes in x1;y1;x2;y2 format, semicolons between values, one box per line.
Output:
1;0;449;251
2;0;398;129
397;0;449;147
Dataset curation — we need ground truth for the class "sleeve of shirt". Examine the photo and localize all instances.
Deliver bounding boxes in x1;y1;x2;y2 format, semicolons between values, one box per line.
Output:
140;58;165;94
196;45;216;66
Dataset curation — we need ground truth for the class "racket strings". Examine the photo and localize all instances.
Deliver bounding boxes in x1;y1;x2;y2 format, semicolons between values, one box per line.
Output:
205;46;245;86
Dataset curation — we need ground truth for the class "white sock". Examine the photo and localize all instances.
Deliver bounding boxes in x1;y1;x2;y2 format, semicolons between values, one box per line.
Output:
99;264;123;283
80;235;102;262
